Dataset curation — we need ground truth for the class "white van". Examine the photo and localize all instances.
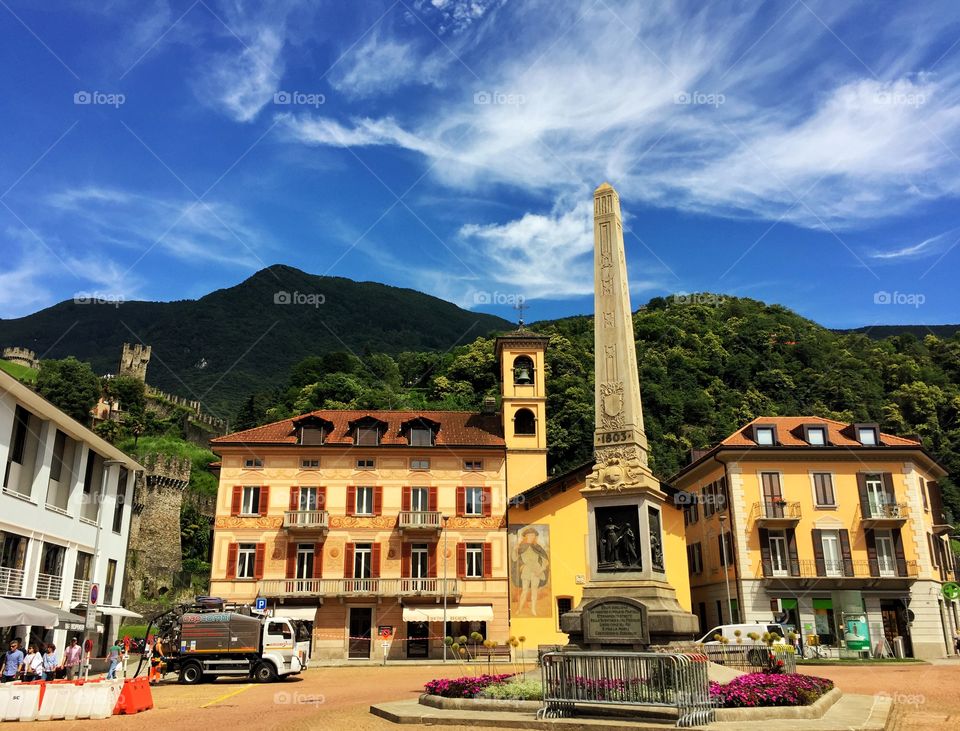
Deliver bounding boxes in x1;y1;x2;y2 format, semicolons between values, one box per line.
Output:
696;623;788;645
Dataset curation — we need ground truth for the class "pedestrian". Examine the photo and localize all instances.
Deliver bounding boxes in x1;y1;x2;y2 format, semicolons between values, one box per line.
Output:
148;636;165;685
1;640;23;683
61;637;82;680
106;639;122;679
22;644;43;681
42;644;58;681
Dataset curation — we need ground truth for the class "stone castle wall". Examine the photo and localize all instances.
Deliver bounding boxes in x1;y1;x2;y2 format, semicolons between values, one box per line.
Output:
2;347;39;369
119;343;151;381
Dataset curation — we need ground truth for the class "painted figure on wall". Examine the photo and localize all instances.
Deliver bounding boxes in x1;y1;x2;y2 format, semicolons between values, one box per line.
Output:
509;525;550;617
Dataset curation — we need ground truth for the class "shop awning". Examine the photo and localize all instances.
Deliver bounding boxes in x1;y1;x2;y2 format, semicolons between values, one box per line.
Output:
97;606;142;619
0;597;58;628
402;606;494;622
272;607;319;620
22;601;86;631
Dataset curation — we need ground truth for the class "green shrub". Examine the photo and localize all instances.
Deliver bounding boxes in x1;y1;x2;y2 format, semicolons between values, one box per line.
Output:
479;678;543;701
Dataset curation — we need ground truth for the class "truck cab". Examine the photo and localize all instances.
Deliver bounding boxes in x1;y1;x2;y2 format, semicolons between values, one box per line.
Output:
259;617;311;680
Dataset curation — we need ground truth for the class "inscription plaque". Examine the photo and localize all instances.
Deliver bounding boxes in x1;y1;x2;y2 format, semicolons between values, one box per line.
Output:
581;597;649;645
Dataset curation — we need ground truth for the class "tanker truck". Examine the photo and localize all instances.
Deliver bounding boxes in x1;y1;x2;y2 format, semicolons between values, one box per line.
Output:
145;598;311;684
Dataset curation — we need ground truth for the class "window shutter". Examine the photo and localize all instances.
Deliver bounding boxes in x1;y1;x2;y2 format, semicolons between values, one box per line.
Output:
456;543;466;577
811;530;825;576
717;535;725;566
258;486;270;516
428;543;437;578
893;529;907;577
428;486;438;512
482;486;492;517
401;486;411;512
346;486;356;515
482;543;493;578
317;486;327;510
344;543;355;579
371;543;381;578
856;473;869;516
456;486;466;517
254;543;266;579
313;543;323;579
787;529;800;576
225;543;238;579
289;486;299;511
929;533;939;568
401;543;411;577
866;530;879;577
920;477;928;510
231;486;242;516
928;481;945;524
286;542;297;578
839;530;854;576
881;473;896;503
373;486;383;516
758;528;771;577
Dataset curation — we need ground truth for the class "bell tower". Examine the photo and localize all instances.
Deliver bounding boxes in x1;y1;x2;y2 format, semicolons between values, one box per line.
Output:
496;328;549;498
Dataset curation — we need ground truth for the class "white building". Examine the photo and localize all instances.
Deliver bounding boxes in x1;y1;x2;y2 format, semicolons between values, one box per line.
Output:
0;369;142;654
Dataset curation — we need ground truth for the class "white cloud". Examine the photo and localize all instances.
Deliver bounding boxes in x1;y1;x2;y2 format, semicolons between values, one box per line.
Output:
329;29;449;98
868;229;960;261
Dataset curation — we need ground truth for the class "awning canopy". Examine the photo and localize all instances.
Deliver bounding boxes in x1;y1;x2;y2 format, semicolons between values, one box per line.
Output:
402;605;494;623
97;606;142;619
20;601;86;631
272;607;319;621
0;597;58;628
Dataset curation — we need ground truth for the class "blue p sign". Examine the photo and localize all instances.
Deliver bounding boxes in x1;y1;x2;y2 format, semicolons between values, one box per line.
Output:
255;597;267;611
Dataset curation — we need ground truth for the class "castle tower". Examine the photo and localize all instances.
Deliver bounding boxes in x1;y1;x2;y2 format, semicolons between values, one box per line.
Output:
119;343;151;382
2;347;39;370
496;329;549;498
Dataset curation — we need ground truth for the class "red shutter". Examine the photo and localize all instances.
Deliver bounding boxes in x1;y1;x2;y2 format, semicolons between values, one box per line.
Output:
456;543;466;577
289;486;299;511
231;486;242;516
317;486;327;510
401;486;411;512
482;543;493;578
313;543;323;579
347;486;356;515
344;543;354;578
258;486;270;516
456;486;466;517
253;543;266;579
428;486;438;512
428;543;437;578
286;542;297;578
482;486;492;517
371;544;381;578
401;543;411;577
373;486;383;516
225;543;238;579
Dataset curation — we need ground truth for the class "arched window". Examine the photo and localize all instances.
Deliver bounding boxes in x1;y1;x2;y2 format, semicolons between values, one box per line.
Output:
514;408;536;435
513;356;535;385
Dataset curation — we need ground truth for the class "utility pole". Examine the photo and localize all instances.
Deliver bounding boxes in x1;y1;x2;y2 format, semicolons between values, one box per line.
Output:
718;514;734;622
442;514;450;662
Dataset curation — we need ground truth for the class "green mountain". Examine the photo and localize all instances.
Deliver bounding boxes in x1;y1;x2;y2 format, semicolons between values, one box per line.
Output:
833;324;960;339
0;265;511;418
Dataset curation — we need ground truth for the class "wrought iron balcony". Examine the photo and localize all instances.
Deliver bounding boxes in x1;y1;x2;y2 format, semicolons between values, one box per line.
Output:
283;510;330;533
752;500;801;525
260;577;460;599
859;502;909;527
398;511;443;533
35;573;63;601
758;559;918;584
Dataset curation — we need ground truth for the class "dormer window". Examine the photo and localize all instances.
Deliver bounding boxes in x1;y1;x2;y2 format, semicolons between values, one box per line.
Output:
753;425;777;446
401;417;439;447
513;356;535;385
294;415;333;446
855;424;879;446
409;427;433;447
350;416;386;446
803;425;827;446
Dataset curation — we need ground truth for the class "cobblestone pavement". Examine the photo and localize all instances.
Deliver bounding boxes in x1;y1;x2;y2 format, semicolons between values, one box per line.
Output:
799;660;960;730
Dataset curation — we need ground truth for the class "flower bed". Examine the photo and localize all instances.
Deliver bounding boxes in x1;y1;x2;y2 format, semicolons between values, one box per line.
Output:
709;673;833;708
424;674;515;698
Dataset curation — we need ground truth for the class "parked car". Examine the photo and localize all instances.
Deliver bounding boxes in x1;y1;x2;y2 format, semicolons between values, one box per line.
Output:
696;623;789;645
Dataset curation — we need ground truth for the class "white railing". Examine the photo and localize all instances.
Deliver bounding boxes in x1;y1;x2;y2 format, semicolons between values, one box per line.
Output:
0;567;24;595
35;573;62;601
72;578;91;603
260;577;460;597
398;511;442;530
283;510;329;530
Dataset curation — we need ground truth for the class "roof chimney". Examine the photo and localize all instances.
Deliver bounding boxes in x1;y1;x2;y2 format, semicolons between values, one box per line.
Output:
689;448;712;464
482;395;498;415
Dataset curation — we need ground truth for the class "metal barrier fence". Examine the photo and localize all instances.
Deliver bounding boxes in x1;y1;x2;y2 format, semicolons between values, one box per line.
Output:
538;651;714;728
696;644;797;674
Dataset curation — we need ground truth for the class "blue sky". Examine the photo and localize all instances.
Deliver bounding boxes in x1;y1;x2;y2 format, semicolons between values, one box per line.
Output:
1;0;959;329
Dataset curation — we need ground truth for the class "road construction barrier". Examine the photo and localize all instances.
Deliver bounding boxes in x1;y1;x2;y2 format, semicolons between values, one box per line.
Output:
0;681;42;722
113;677;154;715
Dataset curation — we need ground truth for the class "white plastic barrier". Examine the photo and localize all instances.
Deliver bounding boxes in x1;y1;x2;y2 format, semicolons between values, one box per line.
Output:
84;680;123;720
36;683;79;721
0;683;42;722
33;679;124;721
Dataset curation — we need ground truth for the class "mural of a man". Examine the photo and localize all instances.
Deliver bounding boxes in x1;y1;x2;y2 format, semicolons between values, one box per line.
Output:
511;526;550;617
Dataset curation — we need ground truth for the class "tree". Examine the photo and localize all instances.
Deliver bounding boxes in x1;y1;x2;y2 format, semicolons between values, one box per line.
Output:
36;357;101;423
104;375;147;414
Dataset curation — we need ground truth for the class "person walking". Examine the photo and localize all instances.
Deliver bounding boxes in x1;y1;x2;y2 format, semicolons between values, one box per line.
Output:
148;636;165;685
22;644;43;681
61;637;82;680
42;644;58;681
1;640;23;683
106;639;122;679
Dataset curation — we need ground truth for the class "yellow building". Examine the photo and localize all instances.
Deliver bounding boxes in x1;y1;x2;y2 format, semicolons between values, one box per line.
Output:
670;416;957;660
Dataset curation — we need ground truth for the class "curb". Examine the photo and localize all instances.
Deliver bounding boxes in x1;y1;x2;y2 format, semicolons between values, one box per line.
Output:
713;686;842;721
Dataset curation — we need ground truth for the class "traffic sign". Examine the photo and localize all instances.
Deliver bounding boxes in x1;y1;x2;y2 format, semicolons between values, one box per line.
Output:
89;583;99;605
378;625;394;640
942;582;960;601
255;597;267;611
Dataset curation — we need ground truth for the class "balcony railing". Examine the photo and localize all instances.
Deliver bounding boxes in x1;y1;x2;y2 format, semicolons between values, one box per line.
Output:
283;510;329;532
0;567;24;595
759;559;918;580
753;501;801;522
398;511;443;531
35;573;62;601
860;502;909;522
260;577;460;598
72;578;91;604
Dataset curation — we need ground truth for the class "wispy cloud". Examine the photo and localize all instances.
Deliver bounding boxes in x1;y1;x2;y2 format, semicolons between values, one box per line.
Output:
868;229;960;261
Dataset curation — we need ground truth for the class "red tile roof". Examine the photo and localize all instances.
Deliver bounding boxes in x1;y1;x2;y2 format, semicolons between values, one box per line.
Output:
211;410;505;447
722;416;920;448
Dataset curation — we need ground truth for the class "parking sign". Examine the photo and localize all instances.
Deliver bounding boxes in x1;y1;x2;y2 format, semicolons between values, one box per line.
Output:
255;597;267;611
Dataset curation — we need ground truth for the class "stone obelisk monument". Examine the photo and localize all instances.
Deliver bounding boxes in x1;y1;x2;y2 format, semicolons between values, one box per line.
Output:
561;183;698;647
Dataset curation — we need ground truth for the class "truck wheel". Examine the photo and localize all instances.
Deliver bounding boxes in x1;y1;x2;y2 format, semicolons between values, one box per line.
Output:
252;662;277;683
179;662;204;685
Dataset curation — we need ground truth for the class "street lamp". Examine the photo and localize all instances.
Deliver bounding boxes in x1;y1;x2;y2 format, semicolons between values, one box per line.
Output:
718;514;734;623
442;514;450;663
